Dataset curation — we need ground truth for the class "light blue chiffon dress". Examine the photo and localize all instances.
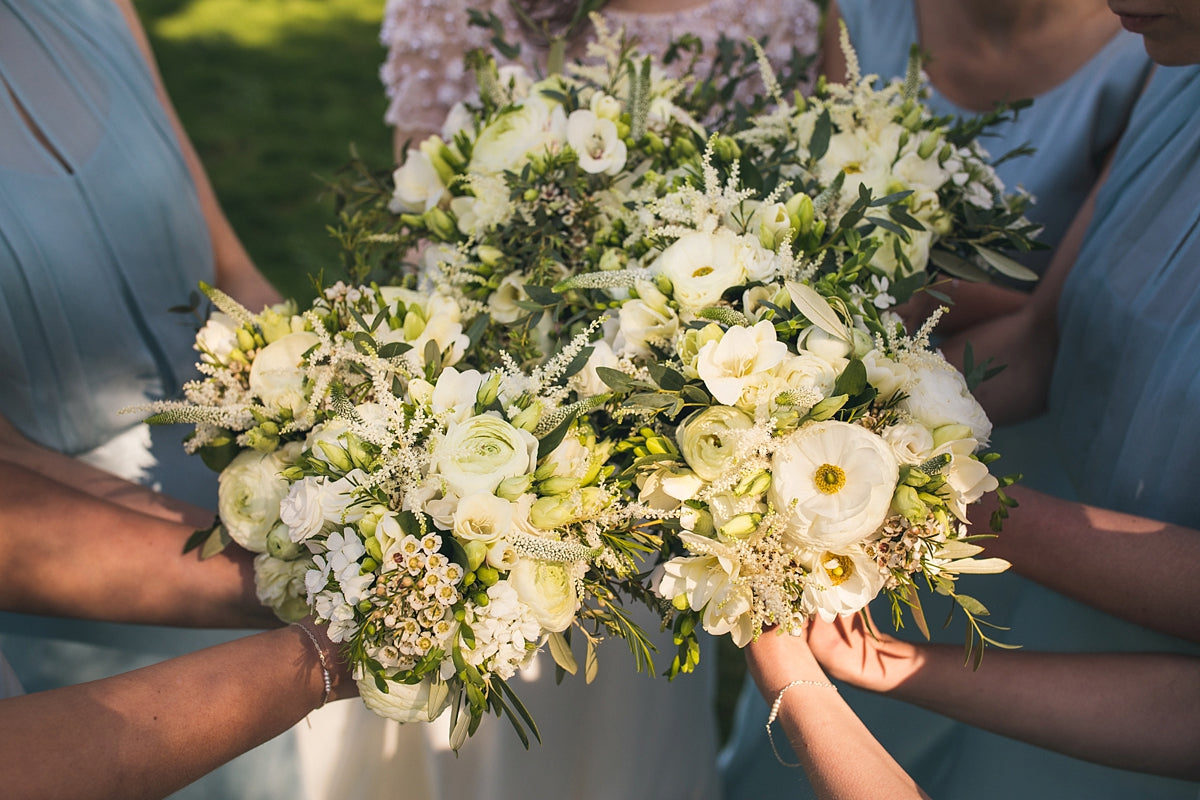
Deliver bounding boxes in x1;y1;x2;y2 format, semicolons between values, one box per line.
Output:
0;2;300;797
719;7;1200;800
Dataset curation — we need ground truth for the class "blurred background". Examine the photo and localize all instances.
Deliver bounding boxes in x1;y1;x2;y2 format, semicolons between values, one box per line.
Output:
135;0;391;302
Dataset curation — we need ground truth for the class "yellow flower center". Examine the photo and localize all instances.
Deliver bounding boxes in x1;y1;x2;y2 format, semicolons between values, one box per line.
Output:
813;463;846;495
823;553;854;587
692;265;714;278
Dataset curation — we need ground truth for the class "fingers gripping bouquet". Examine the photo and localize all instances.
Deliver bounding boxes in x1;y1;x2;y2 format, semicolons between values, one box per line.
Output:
137;284;655;748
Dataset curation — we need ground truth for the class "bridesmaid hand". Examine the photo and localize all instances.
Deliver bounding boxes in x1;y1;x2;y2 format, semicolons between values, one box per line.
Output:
805;611;923;694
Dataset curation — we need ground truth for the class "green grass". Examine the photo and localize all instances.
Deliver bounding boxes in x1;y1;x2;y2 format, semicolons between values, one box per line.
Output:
134;0;392;302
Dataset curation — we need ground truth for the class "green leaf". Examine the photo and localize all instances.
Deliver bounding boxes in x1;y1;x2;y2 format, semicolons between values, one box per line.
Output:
648;363;686;392
547;631;578;675
537;412;578;455
585;637;600;684
832;358;867;397
496;677;542;745
954;593;990;617
375;341;412;360
198;435;239;473
596;366;634;393
523;283;562;306
929;248;991;282
809;108;832;161
971;245;1039;283
199;523;232;560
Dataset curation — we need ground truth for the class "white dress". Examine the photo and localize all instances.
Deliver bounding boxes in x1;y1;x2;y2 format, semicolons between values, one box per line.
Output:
295;3;819;798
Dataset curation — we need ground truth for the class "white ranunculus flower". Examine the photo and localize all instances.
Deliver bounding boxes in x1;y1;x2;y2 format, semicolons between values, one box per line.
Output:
677;406;755;482
898;357;992;444
508;559;579;632
388;149;446;214
452;492;513;544
195;312;239;365
653;230;745;311
696;321;789;407
615;280;679;358
567;109;627;175
488;271;529;324
249;331;320;417
253;552;310;622
470;95;567;175
432;414;538;498
769;421;899;549
218;448;291;552
801;546;888;622
358;676;451;723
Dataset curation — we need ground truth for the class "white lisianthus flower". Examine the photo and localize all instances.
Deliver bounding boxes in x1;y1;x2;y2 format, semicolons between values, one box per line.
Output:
653;230;745;311
636;466;704;510
860;348;912;400
431;367;485;423
470;95;567;175
508;558;580;632
452;492;513;544
677;406;755;482
388;149;446;214
317;471;368;529
615;280;679;358
898;357;992;444
253;553;310;622
195;312;239;365
248;331;320;417
732;231;778;283
800;546;888;622
696;321;789;407
769;421;899;549
358;676;451;723
488;271;529;324
567;109;627;175
218;448;292;553
432;414;538;498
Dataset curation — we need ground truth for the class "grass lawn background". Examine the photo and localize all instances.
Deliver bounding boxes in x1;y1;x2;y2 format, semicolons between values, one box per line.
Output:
134;0;748;744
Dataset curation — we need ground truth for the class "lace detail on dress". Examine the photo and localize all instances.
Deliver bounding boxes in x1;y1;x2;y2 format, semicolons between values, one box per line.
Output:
380;0;820;146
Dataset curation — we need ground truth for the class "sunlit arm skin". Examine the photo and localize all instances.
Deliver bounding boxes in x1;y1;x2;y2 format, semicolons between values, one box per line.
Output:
0;461;275;629
115;0;280;312
0;623;355;800
745;629;931;800
806;613;1200;781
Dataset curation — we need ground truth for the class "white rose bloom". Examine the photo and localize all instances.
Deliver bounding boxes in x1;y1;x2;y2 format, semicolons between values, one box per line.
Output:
195;312;239;365
677;406;755;482
218;448;291;553
248;331;320;417
860;349;912;400
253;553;310;622
696;321;789;407
359;676;451;723
881;423;936;465
508;559;580;632
281;477;326;542
769;421;899;549
800;546;888;622
388;149;446;214
653;230;745;311
488;271;529;324
898;357;992;444
569;339;620;398
452;492;514;545
615;281;679;358
470;95;567;175
432;414;538;498
567;109;627;175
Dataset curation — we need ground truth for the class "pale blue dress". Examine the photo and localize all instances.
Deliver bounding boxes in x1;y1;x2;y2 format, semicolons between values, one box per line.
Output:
719;7;1200;800
0;2;300;797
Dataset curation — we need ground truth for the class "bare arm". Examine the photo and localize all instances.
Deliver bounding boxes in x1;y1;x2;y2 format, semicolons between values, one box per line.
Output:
0;461;275;629
0;623;354;800
113;0;281;311
807;613;1200;780
745;628;931;800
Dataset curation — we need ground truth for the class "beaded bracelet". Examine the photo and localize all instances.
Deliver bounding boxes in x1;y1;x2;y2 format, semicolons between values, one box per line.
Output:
766;678;838;766
292;622;332;708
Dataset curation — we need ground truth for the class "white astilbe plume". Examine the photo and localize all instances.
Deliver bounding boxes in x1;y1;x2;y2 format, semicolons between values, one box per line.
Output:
651;139;756;237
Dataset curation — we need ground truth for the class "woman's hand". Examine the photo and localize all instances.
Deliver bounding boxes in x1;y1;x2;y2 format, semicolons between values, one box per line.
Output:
805;611;923;694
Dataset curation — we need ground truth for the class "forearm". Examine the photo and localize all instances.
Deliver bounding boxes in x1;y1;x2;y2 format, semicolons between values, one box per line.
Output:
0;624;353;800
0;464;275;628
747;632;929;800
978;487;1200;643
850;640;1200;780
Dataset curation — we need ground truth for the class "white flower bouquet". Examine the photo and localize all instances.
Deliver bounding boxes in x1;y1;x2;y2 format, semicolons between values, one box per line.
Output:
139;283;656;747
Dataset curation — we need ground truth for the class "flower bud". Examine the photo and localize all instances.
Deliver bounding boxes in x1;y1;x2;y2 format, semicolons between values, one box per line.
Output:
932;424;974;447
495;474;533;501
719;512;762;539
672;593;691;611
424;207;458;240
917;132;941;160
266;523;304;560
477;245;504;267
236;327;257;353
539;476;580;496
316;440;354;473
476;373;502;408
734;470;772;498
464;540;488;571
510;403;542;433
892;485;927;523
244;426;280;453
